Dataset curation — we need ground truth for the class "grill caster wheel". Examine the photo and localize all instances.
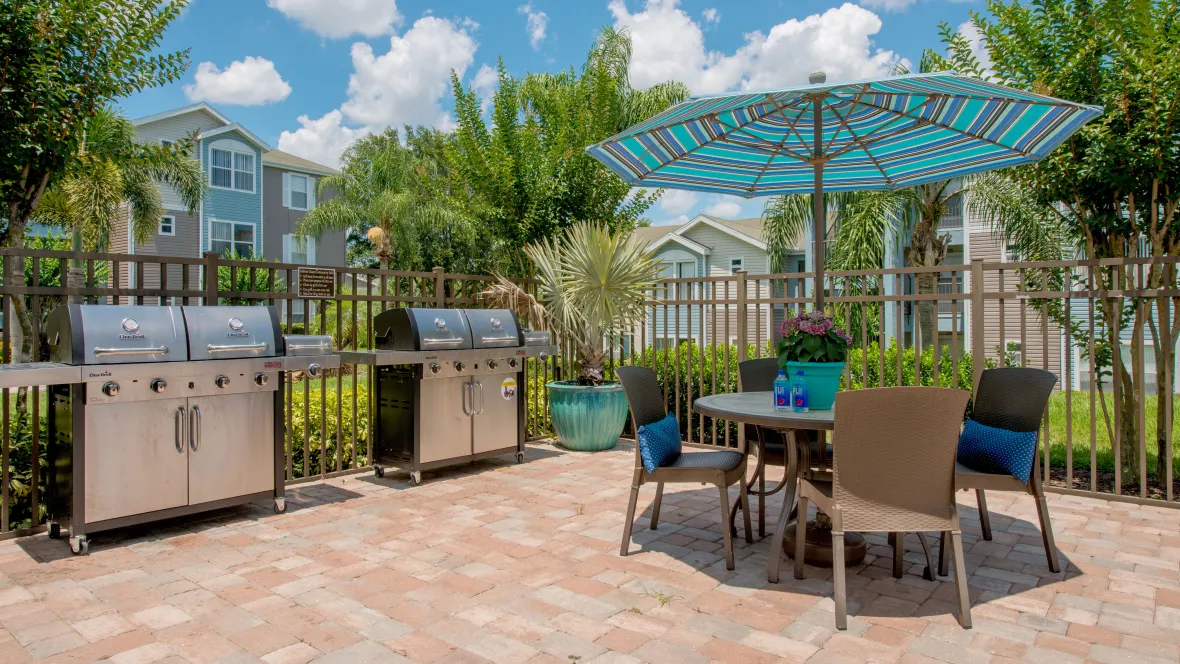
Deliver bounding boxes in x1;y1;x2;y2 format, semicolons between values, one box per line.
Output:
410;471;422;485
515;452;525;464
48;523;61;540
69;536;88;556
273;498;286;514
374;466;385;479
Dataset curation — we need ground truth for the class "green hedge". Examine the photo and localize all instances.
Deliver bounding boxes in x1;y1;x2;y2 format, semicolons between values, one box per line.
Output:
843;339;980;391
286;380;370;477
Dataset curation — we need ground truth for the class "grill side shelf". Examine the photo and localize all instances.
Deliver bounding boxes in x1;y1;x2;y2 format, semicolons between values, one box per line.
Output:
339;346;558;366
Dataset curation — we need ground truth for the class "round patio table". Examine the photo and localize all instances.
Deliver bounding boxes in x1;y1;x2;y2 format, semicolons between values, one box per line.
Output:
693;391;866;583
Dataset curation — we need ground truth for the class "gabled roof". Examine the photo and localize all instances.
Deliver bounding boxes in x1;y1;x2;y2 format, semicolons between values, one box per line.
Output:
132;102;233;127
649;232;711;256
263;149;338;176
201;124;271;152
678;215;768;251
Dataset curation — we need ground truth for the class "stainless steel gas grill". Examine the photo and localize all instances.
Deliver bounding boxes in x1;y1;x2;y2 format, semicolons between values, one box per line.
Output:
44;305;338;555
339;308;555;485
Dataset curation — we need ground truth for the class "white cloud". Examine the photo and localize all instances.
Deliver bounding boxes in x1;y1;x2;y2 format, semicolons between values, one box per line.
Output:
658;190;699;215
704;198;742;218
277;15;477;168
267;0;401;39
472;63;499;115
702;8;720;25
957;20;993;73
183;57;291;106
858;0;916;13
609;0;906;94
517;3;549;50
277;111;369;168
339;16;478;129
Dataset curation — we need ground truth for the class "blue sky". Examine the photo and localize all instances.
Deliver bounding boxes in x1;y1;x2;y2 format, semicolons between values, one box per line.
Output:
123;0;984;226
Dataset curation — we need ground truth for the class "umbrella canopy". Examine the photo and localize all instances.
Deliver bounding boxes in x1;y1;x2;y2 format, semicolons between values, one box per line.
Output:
586;72;1102;306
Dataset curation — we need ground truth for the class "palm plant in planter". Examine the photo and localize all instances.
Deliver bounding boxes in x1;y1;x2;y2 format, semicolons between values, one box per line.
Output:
776;310;853;410
482;223;660;450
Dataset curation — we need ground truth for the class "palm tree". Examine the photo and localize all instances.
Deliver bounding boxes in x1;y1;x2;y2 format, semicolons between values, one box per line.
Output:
480;223;661;385
35;106;204;299
296;129;466;270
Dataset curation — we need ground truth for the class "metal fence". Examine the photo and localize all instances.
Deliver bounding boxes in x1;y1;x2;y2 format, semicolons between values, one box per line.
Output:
0;248;1176;538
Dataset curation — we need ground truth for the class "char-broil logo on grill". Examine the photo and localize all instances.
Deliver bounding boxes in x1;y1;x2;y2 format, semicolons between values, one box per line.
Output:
118;317;144;340
226;317;250;338
89;370;112;378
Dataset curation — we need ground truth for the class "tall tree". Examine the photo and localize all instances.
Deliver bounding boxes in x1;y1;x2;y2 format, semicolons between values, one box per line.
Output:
447;27;690;275
930;0;1180;486
0;0;190;360
297;127;475;272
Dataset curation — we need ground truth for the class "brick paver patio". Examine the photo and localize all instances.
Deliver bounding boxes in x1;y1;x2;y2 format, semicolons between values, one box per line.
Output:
1;440;1179;663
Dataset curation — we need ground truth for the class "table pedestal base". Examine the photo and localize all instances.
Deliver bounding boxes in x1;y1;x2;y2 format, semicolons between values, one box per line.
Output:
783;519;867;567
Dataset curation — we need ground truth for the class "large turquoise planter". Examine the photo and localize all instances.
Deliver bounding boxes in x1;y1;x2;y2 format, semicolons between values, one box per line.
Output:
547;381;629;451
784;361;845;410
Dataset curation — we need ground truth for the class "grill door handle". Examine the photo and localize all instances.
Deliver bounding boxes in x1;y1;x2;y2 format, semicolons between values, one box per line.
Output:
462;381;472;417
189;405;202;452
475;380;485;414
207;342;269;353
93;346;169;357
175;406;187;454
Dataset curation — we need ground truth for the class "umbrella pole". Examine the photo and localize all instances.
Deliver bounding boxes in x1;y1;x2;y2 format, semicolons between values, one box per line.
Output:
812;94;825;311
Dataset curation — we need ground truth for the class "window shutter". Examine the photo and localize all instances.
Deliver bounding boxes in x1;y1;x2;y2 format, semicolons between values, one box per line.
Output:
282;234;292;262
307;237;316;265
282;173;291;208
307;177;316;210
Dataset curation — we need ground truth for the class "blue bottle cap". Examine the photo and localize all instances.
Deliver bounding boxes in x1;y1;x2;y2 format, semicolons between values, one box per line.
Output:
777;369;786;376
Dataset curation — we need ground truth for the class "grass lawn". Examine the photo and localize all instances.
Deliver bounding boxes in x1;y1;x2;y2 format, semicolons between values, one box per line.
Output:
1045;391;1179;474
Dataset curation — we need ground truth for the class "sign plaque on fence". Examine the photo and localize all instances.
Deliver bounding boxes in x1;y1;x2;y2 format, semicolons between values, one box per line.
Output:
297;267;336;299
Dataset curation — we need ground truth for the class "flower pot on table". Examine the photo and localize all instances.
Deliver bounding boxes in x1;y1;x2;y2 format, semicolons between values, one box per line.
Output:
784;361;845;410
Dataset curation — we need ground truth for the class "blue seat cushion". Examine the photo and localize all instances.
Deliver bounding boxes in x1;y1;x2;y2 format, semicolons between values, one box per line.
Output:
957;418;1038;484
637;413;682;473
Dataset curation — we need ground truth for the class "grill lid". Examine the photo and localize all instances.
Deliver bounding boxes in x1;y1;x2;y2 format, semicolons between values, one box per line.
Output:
463;309;522;349
47;305;188;365
181;306;279;361
373;308;472;351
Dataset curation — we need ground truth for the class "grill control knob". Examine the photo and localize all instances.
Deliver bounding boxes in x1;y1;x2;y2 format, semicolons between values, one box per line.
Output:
508;358;518;368
101;382;120;397
429;363;441;374
306;363;322;378
453;362;465;372
150;379;167;393
214;375;231;389
487;359;498;370
254;373;269;387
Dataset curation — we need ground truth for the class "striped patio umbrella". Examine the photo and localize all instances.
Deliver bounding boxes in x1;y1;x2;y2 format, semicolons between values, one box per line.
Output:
585;71;1102;306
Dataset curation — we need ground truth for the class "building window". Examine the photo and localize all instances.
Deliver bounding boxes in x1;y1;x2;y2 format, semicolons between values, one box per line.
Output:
210;147;255;192
285;173;310;210
730;257;744;274
1000;340;1022;367
210;220;255;258
158;215;175;236
159;139;173;148
283;234;315;265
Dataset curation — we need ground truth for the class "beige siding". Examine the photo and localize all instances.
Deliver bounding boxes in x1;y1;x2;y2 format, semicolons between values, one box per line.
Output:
971;229;1064;381
679;224;774;348
134;109;223;210
132;210;203;302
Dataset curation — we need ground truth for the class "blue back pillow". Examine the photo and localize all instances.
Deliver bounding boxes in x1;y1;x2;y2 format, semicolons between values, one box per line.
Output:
957;418;1038;484
637;413;682;473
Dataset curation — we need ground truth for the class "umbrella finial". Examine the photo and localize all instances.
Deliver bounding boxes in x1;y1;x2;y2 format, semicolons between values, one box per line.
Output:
809;71;827;85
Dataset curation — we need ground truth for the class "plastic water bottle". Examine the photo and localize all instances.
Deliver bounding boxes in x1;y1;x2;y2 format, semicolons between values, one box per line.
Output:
791;370;809;413
773;369;790;412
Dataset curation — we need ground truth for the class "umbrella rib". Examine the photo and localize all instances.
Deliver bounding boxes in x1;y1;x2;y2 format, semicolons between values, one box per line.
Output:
761;93;817;161
844;95;1034;158
630;104;786;183
712;118;813;163
819;86;868;157
824;98;895;188
746;94;807;194
828;95;942;154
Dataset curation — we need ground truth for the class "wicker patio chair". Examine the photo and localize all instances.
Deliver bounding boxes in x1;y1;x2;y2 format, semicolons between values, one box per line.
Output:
939;367;1060;575
616;366;753;570
794;387;973;630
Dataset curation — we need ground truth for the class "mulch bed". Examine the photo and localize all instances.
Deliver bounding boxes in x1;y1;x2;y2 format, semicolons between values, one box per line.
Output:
1047;467;1180;502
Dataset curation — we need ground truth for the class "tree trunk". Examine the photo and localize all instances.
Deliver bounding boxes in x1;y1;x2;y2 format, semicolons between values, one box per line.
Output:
906;218;949;355
1102;293;1141;486
1152;295;1179;483
916;272;937;355
67;229;85;304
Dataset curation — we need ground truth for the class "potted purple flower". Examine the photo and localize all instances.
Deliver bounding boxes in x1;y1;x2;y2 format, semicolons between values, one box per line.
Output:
776;310;853;410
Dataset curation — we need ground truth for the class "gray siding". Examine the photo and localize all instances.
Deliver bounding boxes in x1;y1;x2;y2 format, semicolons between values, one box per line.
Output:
133;210;202;296
134;109;223;210
681;224;774;347
261;166;345;267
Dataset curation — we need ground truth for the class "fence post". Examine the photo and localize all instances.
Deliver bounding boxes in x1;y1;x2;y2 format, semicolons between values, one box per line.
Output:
736;270;748;364
433;267;446;308
204;252;219;306
970;258;985;392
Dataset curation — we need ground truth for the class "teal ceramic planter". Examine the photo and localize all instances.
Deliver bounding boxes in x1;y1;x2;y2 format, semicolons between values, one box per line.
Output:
547;380;628;451
784;361;845;410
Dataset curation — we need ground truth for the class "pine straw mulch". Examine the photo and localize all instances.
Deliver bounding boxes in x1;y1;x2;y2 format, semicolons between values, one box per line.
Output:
1046;467;1180;502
